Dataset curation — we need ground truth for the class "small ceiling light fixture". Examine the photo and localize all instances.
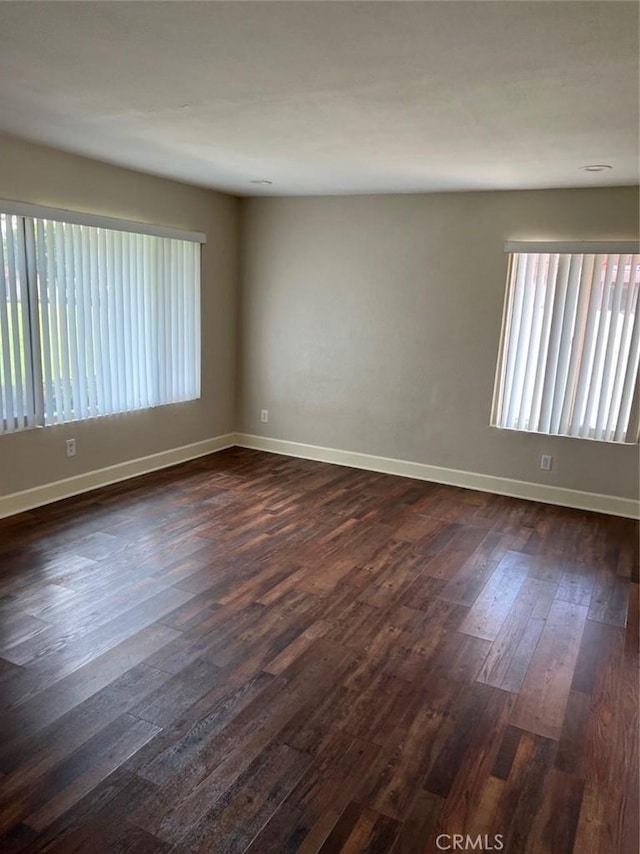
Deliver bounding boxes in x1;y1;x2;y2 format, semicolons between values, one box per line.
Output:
250;179;273;185
581;164;612;172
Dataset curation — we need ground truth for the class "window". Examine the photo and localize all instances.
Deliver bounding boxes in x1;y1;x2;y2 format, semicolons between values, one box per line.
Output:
0;202;203;435
491;242;640;444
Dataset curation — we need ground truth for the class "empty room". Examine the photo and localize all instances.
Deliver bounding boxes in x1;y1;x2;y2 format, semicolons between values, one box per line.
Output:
0;2;638;853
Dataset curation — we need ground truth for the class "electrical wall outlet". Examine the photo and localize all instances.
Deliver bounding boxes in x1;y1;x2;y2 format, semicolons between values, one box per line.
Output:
66;438;76;457
260;409;269;424
540;454;552;471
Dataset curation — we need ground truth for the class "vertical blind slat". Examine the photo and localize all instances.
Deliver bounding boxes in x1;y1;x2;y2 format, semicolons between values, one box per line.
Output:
500;254;527;423
17;219;37;428
107;231;120;413
0;216;16;430
506;254;537;428
607;256;640;439
5;220;26;427
23;218;41;428
594;255;627;439
163;240;171;404
176;246;182;395
615;278;640;442
54;223;71;421
578;255;616;438
518;253;550;430
194;246;201;398
558;254;596;436
69;225;86;420
538;253;571;434
36;221;54;423
82;227;97;416
130;234;141;410
98;228;113;416
549;254;583;434
45;221;63;425
113;231;126;412
123;232;134;410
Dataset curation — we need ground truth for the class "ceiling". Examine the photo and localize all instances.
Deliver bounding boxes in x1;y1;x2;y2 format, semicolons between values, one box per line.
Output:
0;1;637;196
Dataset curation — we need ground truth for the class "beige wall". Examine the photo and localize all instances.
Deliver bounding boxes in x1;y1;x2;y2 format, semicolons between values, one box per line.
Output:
1;141;637;505
0;135;239;496
239;188;640;500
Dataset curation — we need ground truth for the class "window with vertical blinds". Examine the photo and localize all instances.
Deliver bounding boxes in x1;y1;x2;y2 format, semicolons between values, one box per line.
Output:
0;203;203;435
492;242;640;444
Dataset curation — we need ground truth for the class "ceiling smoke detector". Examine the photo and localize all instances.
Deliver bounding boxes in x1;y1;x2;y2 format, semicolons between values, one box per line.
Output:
250;179;273;185
581;164;613;172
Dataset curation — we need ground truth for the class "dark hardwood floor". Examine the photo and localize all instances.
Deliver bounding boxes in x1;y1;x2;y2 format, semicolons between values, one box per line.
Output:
0;448;637;853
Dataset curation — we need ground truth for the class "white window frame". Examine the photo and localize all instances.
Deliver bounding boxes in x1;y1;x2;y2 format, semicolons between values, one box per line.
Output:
491;241;640;445
0;200;205;435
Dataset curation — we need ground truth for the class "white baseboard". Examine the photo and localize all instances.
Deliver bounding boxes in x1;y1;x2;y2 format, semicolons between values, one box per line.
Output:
0;434;236;520
3;431;637;521
237;433;640;520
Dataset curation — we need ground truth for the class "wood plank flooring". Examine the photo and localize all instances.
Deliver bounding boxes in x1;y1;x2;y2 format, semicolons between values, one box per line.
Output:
0;448;637;853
